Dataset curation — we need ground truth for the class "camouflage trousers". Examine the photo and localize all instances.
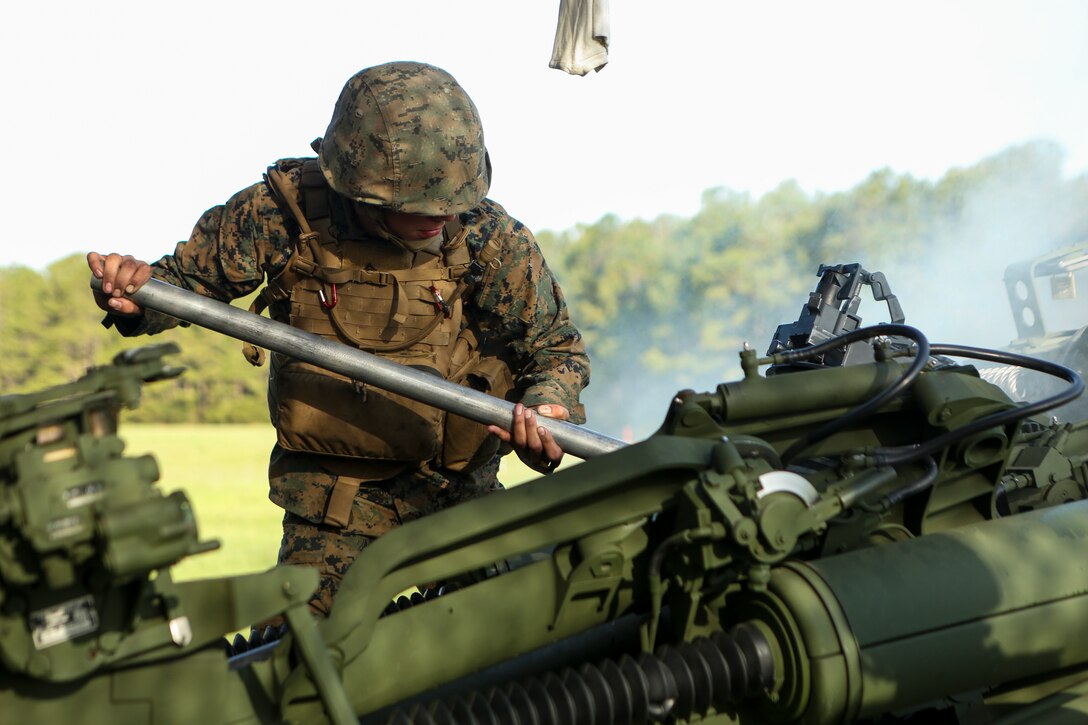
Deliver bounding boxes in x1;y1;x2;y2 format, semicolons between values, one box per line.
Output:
272;449;503;617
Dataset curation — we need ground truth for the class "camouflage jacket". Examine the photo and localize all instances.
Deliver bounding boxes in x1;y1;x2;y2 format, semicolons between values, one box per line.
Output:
114;164;589;422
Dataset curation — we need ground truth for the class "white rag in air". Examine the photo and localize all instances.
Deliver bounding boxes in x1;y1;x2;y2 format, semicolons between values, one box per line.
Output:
549;0;610;75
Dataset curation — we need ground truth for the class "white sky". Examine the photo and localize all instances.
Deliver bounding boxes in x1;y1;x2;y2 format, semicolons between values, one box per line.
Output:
1;0;1086;272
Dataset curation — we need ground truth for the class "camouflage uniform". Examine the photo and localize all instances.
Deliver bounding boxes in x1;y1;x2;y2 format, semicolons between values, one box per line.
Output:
106;62;589;616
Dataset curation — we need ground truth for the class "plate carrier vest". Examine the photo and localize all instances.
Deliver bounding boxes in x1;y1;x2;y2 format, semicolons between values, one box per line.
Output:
243;158;512;476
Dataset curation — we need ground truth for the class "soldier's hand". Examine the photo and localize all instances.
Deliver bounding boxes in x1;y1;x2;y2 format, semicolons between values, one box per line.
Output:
489;403;569;475
87;252;151;316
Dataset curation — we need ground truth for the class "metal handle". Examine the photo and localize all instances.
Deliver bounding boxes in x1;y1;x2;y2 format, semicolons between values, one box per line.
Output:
91;276;626;460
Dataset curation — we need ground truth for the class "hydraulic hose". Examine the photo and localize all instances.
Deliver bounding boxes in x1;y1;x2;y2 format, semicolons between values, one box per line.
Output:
761;324;930;462
872;344;1084;466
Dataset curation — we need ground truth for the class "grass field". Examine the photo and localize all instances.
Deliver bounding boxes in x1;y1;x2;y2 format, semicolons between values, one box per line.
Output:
122;423;556;582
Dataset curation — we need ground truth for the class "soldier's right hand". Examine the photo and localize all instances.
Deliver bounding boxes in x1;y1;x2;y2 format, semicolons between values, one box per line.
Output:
87;252;151;316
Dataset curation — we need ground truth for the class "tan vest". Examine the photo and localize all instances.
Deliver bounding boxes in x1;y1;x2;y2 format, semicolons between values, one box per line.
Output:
244;159;511;475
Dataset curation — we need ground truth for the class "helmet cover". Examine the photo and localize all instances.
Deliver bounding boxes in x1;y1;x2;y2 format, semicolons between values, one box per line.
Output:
319;61;490;216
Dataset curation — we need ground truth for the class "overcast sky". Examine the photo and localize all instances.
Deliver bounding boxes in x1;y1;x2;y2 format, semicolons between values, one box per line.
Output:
2;0;1086;272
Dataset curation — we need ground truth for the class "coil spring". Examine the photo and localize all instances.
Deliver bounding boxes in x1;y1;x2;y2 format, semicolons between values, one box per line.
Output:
224;584;450;657
223;623;289;657
384;585;450;615
385;624;773;725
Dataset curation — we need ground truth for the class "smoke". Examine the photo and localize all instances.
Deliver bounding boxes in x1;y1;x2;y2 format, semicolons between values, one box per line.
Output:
569;142;1088;443
867;142;1083;348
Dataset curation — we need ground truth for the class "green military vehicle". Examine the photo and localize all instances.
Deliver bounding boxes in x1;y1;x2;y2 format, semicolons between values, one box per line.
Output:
1;261;1086;724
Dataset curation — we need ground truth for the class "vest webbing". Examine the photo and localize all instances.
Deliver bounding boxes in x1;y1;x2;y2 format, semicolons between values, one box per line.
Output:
245;159;513;499
251;160;513;520
242;162;501;365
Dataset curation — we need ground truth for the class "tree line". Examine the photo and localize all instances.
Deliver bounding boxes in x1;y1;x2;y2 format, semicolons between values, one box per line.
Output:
3;141;1086;439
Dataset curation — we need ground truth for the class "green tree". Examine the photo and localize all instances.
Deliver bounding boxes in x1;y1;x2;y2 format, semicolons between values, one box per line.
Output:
5;142;1087;438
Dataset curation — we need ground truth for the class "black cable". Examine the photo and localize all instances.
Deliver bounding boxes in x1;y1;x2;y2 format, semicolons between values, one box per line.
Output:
990;481;1010;520
881;456;939;508
857;456;939;513
766;324;931;463
872;344;1084;466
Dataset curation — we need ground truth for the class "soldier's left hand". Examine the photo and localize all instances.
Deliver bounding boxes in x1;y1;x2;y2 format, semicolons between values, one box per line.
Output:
488;403;569;474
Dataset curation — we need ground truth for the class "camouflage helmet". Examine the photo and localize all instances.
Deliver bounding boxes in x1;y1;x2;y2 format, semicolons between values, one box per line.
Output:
319;61;491;216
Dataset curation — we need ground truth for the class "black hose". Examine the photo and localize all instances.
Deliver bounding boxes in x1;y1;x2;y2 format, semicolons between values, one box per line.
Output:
872;344;1084;466
766;324;931;463
990;480;1011;520
858;457;939;513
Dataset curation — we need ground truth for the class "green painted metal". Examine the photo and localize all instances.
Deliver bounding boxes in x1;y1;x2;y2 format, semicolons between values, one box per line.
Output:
6;254;1088;723
822;500;1088;720
731;501;1088;724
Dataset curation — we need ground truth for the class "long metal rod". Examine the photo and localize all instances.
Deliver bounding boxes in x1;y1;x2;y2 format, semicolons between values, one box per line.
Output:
91;277;627;460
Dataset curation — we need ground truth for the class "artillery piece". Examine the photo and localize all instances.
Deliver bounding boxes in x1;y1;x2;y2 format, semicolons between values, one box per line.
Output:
1;262;1086;724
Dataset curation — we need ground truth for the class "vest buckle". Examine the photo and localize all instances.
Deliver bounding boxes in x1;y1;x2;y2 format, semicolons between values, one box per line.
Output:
319;284;338;309
429;285;451;318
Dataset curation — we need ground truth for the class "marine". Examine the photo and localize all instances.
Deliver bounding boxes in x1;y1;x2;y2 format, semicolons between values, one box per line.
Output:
88;61;590;615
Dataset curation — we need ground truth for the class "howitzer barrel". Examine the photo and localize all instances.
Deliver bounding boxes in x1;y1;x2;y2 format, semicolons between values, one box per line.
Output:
735;498;1088;723
90;277;626;460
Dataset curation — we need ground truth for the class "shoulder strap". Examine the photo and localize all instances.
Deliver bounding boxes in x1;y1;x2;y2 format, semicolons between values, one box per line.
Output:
298;159;330;222
242;165;331;366
243;168;510;365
